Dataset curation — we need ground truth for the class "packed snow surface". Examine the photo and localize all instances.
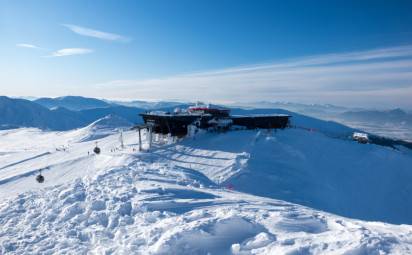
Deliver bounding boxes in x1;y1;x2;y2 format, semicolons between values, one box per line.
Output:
0;122;412;254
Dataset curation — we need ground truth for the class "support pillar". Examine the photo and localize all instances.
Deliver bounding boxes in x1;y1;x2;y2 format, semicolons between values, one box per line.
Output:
148;126;153;150
138;128;142;151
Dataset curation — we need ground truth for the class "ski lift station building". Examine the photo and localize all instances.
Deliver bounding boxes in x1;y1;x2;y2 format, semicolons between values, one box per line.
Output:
139;104;291;137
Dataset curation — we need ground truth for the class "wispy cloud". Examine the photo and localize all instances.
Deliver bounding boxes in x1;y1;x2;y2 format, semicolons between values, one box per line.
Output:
17;43;92;57
49;48;93;57
16;43;45;50
93;45;412;108
62;24;131;42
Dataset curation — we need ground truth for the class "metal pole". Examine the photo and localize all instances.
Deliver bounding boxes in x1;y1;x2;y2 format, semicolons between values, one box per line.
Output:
138;128;142;151
119;130;124;149
148;126;153;150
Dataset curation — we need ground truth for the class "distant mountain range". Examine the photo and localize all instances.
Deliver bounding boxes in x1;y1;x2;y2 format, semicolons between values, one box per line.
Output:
333;109;412;142
0;96;85;130
110;100;185;110
231;101;351;119
34;96;113;111
339;108;412;125
33;96;187;112
0;96;352;135
0;96;145;131
1;96;411;142
233;101;412;141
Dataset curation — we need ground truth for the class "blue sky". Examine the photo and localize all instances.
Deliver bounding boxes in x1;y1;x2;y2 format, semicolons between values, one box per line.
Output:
1;0;412;108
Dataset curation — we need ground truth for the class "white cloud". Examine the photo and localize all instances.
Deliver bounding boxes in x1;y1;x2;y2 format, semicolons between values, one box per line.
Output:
62;24;130;42
49;48;93;57
93;45;412;108
16;43;44;50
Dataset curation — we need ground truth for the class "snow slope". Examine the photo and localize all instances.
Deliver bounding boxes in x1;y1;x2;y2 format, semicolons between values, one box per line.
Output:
0;123;412;254
73;114;133;142
144;128;412;225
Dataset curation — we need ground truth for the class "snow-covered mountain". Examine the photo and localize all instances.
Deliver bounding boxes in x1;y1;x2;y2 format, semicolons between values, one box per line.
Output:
3;95;412;143
0;96;85;130
78;105;145;125
74;114;133;142
339;108;412;127
35;96;112;111
232;101;350;119
110;100;186;110
0;96;145;131
0;114;411;254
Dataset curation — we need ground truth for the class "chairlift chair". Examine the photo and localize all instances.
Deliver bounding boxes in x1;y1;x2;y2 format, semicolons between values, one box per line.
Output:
36;170;45;183
94;142;101;154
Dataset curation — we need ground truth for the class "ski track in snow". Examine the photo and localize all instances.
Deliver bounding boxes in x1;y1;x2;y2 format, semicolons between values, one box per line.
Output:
0;124;412;254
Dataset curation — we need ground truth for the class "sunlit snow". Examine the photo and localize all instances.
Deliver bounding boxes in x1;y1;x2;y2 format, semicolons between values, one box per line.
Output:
0;116;411;254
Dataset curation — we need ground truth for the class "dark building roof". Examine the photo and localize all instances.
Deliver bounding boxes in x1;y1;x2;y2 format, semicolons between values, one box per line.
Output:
139;105;291;136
